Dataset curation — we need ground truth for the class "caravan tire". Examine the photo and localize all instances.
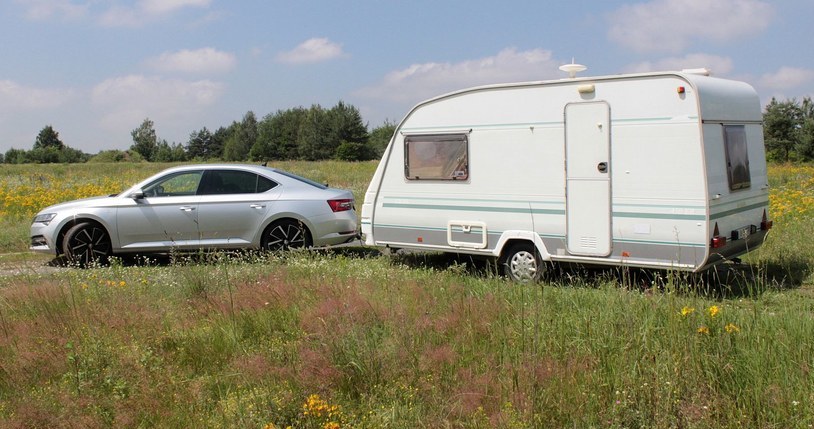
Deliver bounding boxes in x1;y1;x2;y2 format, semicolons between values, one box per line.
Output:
502;242;544;283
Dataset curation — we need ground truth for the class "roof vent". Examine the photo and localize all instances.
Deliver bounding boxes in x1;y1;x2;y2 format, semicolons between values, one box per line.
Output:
681;68;711;76
559;60;587;79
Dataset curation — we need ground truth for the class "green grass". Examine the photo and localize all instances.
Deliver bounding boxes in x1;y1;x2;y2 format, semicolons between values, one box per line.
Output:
0;162;813;428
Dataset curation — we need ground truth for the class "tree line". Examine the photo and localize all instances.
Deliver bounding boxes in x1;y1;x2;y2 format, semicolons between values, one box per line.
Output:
1;101;396;164
762;97;814;162
3;98;814;164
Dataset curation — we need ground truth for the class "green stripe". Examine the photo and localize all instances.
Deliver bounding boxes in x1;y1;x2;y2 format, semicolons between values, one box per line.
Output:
710;201;768;220
613;202;704;210
374;223;448;232
612;212;705;221
384;202;708;220
613;117;698;123
384;195;563;206
400;121;562;132
614;238;705;247
372;224;704;248
383;202;532;214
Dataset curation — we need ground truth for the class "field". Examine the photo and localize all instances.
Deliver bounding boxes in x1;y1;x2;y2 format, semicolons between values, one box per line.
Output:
1;162;814;428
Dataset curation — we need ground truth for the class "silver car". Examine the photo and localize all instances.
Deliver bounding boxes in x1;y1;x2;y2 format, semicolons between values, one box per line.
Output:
30;164;358;265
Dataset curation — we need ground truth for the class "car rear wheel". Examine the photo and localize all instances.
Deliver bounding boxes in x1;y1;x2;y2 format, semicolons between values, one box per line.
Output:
261;219;312;251
501;242;545;283
62;222;112;267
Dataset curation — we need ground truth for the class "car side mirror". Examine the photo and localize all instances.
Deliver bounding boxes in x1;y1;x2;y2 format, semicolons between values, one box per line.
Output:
130;190;146;200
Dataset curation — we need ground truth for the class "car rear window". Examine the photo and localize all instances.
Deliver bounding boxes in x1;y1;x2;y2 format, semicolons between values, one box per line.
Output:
200;170;279;195
272;169;328;189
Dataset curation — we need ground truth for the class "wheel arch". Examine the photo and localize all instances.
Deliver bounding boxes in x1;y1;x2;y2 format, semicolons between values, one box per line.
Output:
494;230;552;262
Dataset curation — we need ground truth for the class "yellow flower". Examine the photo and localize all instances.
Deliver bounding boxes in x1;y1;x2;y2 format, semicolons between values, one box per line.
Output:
707;305;720;318
323;423;340;429
724;323;740;333
697;326;710;335
680;306;695;317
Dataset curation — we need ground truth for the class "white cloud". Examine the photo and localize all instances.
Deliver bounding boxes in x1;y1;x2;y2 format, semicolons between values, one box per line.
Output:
624;53;734;75
147;48;236;74
99;0;210;27
356;48;562;103
0;79;74;112
139;0;211;15
276;38;346;65
759;67;814;90
91;75;223;131
608;0;773;53
15;0;88;20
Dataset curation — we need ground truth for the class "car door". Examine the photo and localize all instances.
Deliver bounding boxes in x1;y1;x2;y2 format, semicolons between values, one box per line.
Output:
196;169;281;247
116;170;203;251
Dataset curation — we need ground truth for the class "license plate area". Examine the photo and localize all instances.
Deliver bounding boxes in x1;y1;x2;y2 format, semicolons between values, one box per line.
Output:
731;225;752;241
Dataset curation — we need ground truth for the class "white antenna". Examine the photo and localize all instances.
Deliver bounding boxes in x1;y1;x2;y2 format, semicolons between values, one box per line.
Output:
559;58;587;78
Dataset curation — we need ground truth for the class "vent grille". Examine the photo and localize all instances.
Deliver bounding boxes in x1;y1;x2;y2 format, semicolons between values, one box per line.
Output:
580;236;598;249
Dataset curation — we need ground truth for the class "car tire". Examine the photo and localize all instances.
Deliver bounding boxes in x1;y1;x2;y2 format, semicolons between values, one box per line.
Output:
501;242;545;283
62;222;112;267
261;219;312;251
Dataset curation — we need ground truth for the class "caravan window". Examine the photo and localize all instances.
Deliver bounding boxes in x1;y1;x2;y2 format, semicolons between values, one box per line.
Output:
723;125;751;190
404;134;469;180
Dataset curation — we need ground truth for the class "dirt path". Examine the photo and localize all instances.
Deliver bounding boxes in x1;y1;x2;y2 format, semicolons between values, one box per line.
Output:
0;252;62;278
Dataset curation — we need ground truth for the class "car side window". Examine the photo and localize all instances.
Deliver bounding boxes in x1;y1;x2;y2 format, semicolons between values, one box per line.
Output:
200;170;279;195
143;171;203;197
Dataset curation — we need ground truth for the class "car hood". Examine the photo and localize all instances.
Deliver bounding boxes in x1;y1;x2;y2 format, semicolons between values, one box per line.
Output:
38;195;118;213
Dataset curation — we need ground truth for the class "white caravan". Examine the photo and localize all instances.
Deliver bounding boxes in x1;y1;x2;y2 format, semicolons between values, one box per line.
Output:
361;67;772;281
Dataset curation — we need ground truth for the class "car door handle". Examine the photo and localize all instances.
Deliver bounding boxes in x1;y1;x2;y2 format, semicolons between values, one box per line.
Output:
250;204;265;209
180;206;196;212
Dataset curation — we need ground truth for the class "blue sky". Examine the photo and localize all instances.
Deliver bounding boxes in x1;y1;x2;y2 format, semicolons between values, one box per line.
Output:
1;0;812;154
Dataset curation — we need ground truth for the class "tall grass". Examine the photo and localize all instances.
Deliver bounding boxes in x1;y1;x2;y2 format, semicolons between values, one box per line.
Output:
0;162;812;427
1;249;812;427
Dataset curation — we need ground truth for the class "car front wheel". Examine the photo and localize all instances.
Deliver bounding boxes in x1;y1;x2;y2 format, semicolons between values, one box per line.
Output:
62;222;112;267
261;219;312;251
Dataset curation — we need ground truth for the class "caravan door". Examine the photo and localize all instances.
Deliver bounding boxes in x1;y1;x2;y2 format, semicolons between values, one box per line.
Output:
565;101;612;256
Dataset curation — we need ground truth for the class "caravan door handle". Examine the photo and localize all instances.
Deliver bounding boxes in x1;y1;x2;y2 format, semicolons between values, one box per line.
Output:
597;162;608;173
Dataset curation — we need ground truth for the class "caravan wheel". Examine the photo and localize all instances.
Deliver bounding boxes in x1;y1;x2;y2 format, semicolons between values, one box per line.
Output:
502;242;544;283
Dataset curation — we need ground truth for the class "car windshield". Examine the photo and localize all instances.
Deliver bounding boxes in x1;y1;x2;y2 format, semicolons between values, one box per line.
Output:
270;168;328;189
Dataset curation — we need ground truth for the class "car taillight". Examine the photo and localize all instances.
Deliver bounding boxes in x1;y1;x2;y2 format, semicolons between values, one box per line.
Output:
328;199;354;212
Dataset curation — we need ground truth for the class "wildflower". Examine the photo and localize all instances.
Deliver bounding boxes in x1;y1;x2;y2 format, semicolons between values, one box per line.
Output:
680;306;695;317
724;323;740;333
303;394;340;418
707;305;720;318
323;423;340;429
697;326;710;335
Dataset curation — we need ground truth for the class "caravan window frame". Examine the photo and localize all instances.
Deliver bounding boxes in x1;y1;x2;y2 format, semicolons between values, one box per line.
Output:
403;133;469;181
723;125;751;191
